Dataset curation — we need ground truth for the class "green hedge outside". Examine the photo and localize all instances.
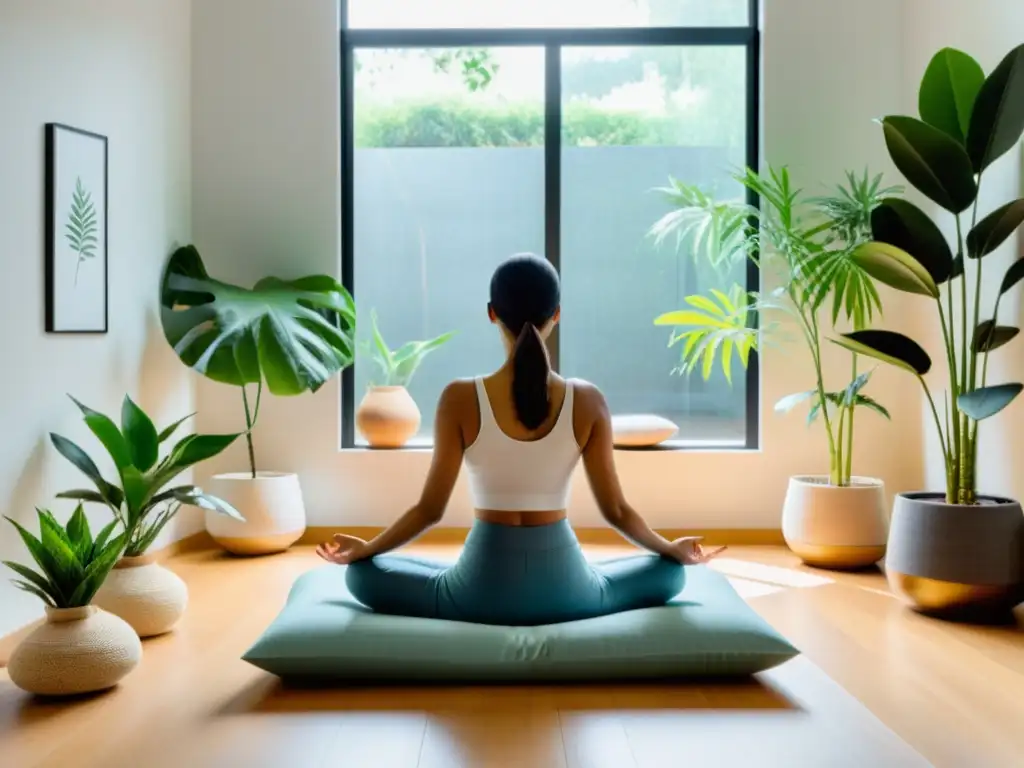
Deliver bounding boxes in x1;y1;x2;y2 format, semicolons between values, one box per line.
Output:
355;99;742;149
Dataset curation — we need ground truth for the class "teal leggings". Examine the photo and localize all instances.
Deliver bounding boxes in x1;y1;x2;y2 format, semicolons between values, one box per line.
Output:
345;519;685;626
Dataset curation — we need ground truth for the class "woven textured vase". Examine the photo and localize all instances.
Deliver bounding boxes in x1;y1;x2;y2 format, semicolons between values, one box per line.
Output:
7;605;142;696
94;555;188;637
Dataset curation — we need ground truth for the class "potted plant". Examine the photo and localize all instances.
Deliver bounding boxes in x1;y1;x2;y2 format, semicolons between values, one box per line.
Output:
356;309;454;448
833;45;1024;618
3;506;141;695
160;244;357;555
52;395;241;637
650;167;899;569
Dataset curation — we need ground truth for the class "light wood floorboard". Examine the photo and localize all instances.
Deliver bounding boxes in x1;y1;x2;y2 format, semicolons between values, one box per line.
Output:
1;544;1022;767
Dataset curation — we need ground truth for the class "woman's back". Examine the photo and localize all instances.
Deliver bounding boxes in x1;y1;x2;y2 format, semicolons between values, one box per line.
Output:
463;374;581;514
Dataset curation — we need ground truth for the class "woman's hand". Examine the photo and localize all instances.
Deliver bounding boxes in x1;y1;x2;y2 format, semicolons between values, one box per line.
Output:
669;536;727;565
316;534;371;565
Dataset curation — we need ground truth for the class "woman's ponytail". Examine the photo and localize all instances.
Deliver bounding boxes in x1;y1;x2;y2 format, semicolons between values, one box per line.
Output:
511;323;550;430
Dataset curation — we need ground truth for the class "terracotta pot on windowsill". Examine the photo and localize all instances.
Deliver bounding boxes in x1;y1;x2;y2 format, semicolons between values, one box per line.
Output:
356;386;421;448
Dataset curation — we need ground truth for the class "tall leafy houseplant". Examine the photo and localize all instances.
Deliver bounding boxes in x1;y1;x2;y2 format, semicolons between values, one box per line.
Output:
356;310;455;448
3;506;142;696
651;167;898;486
834;45;1024;616
649;168;900;570
835;45;1024;504
160;245;357;555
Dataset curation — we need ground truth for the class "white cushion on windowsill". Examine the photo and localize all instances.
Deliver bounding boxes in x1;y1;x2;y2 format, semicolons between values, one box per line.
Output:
611;414;679;447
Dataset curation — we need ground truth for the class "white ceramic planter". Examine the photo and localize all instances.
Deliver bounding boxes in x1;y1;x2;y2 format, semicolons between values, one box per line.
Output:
356;386;421;448
205;472;306;556
94;555;188;637
782;475;888;570
7;605;142;696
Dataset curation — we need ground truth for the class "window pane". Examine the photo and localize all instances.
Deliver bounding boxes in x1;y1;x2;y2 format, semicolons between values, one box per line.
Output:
353;48;545;443
349;0;749;30
559;46;749;445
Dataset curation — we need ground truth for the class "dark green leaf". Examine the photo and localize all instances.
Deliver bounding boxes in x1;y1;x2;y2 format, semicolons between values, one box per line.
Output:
870;199;954;283
951;253;965;278
881;116;977;213
919;48;985;144
68;396;133;473
856;394;891;420
842;370;874;407
37;509;84;584
966;44;1024;173
13;580;56;607
56;489;109;505
121;466;150;523
149;484;199;506
91;520;120;560
972;320;1020;352
49;433;122;507
65;503;93;560
958;383;1024;421
3;561;60;604
160;245;356;396
4;517;61;595
157;412;197;443
832;330;932;376
161;433;240;479
69;532;125;606
967;199;1024;259
1000;258;1024;295
851;241;939;297
121;395;159;471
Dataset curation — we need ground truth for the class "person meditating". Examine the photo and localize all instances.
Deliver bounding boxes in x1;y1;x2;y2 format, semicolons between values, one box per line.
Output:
317;253;725;626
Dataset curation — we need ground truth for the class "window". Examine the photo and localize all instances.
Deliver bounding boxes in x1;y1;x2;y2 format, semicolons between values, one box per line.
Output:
341;0;760;449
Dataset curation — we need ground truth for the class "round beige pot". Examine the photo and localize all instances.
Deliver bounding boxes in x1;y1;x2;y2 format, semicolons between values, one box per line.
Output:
356;386;421;448
7;605;141;696
782;475;888;570
94;554;188;638
205;472;306;556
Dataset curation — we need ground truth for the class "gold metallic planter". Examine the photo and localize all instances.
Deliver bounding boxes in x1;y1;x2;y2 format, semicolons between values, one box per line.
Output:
885;492;1024;621
782;476;888;571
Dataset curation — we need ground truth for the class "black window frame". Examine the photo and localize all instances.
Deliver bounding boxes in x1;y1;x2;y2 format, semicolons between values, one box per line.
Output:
340;0;761;450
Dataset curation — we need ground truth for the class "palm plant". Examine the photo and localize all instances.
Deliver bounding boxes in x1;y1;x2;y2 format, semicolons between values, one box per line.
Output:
4;505;125;608
160;245;357;479
52;395;242;556
650;167;900;485
365;309;454;388
834;45;1024;505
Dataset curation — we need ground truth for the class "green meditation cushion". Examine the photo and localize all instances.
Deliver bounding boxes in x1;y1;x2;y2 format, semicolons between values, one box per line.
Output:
243;563;798;681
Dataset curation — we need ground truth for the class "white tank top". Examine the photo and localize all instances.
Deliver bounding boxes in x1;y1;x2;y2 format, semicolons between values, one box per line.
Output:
464;377;582;511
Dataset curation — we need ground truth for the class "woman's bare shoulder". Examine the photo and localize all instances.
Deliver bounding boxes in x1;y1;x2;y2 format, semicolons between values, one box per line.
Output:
566;378;607;409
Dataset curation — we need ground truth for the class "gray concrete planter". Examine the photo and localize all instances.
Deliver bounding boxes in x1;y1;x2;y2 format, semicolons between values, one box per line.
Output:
885;491;1024;621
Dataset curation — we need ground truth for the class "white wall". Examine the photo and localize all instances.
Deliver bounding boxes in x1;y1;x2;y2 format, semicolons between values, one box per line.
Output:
191;0;926;529
0;1;193;637
901;1;1024;498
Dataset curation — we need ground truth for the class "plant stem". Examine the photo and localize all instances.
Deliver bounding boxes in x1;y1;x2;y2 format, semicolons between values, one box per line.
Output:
804;309;838;485
241;386;257;479
918;375;952;497
844;354;857;486
936;299;960;500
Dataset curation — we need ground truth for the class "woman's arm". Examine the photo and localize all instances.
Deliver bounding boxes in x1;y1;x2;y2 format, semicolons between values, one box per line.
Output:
356;381;468;559
576;383;679;557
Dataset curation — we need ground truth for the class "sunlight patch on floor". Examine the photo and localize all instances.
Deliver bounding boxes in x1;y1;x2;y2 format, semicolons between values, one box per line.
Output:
711;559;835;589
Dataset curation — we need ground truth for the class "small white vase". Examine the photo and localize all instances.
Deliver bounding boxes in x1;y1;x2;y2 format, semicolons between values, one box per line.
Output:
94;555;188;638
356;386;421;448
7;605;142;696
205;472;306;556
782;475;889;570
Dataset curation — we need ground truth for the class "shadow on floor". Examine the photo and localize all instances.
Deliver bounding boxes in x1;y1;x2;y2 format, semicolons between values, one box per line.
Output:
214;673;802;716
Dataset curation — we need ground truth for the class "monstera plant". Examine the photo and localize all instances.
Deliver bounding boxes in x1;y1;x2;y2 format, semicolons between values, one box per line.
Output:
160;244;357;555
833;45;1024;619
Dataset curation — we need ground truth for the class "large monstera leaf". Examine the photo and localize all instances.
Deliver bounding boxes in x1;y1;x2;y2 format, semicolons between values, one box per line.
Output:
160;245;356;395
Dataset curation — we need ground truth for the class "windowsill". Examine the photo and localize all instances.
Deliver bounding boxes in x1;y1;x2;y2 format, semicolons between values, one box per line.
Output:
342;437;752;453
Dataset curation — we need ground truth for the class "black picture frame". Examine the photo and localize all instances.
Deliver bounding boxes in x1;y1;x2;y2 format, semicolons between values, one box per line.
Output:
45;122;109;334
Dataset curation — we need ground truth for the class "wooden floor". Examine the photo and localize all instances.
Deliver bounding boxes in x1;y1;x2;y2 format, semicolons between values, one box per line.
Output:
1;544;1022;768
